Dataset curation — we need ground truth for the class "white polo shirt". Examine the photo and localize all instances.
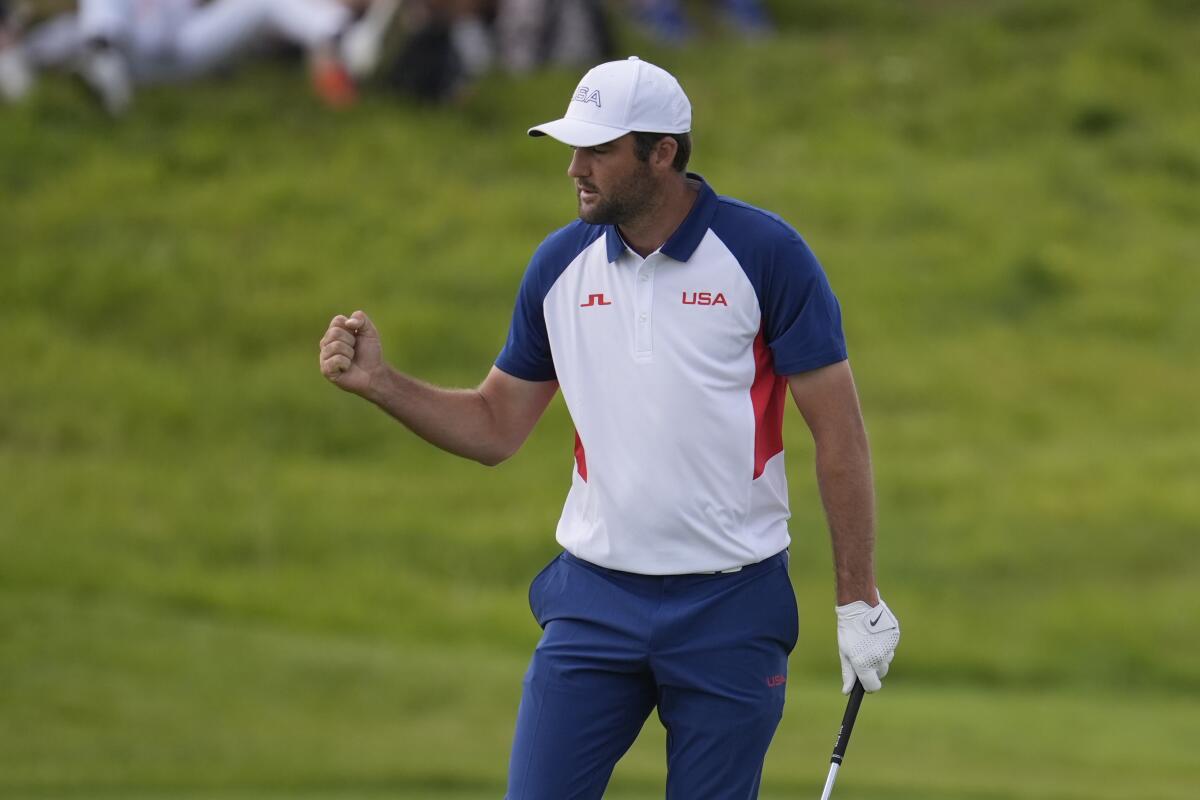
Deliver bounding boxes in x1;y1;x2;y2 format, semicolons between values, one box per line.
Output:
496;176;847;574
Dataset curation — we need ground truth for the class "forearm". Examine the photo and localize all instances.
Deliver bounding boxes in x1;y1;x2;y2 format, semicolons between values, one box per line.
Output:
362;364;513;465
814;427;879;606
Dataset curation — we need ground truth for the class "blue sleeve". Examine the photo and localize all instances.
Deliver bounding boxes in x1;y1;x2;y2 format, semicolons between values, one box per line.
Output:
495;221;604;382
759;236;847;375
495;256;557;382
713;201;847;375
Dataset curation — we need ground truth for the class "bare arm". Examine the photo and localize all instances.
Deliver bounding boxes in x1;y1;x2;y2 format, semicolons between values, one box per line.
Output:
320;310;557;466
788;360;880;606
364;365;557;465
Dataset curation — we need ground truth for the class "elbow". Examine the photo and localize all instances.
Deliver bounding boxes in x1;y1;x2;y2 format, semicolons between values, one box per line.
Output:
473;441;518;467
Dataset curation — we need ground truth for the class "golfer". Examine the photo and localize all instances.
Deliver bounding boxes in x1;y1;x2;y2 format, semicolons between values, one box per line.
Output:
319;57;901;799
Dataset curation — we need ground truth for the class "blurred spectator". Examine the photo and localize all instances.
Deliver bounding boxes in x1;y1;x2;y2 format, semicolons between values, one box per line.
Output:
381;0;494;103
0;0;34;101
0;0;401;113
1;0;620;111
495;0;612;75
385;0;613;103
385;0;493;103
385;3;463;103
630;0;771;43
340;0;401;79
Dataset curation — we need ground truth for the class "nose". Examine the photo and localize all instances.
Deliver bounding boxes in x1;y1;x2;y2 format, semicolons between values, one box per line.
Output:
567;148;589;179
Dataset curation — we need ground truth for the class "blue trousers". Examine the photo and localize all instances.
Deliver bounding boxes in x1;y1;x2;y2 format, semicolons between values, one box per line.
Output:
506;550;798;799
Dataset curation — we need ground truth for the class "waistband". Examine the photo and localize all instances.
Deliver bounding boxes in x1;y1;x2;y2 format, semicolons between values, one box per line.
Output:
561;548;789;579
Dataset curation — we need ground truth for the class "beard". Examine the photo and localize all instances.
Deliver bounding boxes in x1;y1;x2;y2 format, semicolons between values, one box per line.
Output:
577;162;658;226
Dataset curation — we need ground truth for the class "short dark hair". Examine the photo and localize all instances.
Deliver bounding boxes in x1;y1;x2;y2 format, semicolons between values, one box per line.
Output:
632;132;691;173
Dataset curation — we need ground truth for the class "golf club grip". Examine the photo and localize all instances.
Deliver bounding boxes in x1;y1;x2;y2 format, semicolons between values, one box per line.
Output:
830;680;866;765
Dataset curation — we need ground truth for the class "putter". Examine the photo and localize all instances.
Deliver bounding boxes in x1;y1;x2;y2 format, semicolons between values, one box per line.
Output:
819;679;866;800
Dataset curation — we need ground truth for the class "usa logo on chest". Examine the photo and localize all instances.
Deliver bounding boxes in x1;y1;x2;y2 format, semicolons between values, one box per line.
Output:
681;291;728;306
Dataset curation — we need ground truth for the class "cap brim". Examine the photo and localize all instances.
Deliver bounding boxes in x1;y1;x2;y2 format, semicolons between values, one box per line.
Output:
527;117;630;147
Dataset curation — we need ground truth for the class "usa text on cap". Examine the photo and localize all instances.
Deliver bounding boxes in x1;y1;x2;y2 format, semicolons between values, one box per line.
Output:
528;56;691;147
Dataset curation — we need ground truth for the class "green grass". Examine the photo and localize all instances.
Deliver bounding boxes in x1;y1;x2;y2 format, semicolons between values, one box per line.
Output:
2;0;1199;797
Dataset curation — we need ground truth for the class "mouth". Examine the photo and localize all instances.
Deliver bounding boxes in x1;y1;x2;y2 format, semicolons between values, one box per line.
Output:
577;185;599;200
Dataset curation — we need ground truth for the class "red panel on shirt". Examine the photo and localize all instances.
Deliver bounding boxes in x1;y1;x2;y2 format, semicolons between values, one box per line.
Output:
751;330;787;479
574;430;588;481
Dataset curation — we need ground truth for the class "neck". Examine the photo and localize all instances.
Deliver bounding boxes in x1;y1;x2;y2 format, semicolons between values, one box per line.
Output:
619;175;699;258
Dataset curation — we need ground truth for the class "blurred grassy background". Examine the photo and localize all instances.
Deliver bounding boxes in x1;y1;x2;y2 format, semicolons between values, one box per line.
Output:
2;0;1198;797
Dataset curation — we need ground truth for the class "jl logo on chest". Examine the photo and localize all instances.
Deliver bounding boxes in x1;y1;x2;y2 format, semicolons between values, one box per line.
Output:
580;293;613;307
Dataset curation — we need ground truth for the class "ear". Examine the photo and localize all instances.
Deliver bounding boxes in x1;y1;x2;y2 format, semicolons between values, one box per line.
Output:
651;136;679;172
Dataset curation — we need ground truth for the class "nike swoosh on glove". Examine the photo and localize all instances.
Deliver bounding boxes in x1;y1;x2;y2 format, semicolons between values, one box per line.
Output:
836;596;900;694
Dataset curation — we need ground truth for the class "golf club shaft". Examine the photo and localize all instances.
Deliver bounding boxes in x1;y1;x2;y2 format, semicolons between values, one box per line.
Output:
819;761;840;800
818;679;866;800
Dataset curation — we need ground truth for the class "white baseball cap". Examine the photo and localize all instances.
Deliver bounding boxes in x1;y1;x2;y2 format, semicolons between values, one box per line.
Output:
528;56;691;147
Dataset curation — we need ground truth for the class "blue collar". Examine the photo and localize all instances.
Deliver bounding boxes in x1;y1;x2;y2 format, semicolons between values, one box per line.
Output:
605;173;719;263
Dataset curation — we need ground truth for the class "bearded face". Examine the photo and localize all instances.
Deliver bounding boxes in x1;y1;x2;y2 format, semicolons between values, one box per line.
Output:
570;135;662;227
575;158;658;226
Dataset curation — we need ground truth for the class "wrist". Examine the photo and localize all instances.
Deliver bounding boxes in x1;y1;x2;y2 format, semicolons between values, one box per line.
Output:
836;585;880;607
361;362;392;403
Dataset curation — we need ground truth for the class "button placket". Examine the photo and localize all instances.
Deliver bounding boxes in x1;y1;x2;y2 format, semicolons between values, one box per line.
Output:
634;256;656;357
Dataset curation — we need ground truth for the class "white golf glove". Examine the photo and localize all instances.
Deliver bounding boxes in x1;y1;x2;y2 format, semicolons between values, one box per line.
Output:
836;596;900;694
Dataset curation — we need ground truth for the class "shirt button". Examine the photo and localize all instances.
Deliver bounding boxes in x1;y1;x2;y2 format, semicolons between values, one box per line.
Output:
639;313;648;321
641;274;649;282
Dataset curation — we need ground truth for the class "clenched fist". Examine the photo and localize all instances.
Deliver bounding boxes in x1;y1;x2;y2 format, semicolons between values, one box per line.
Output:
319;310;383;396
